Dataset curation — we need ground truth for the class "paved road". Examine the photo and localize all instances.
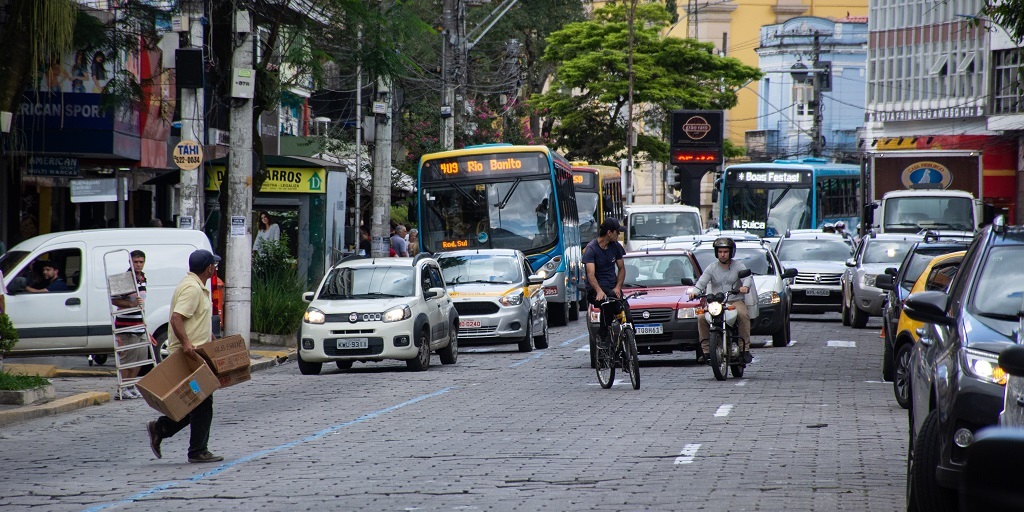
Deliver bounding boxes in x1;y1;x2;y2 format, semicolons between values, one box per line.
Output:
0;313;906;511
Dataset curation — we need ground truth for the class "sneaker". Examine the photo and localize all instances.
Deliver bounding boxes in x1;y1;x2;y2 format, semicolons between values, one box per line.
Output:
188;451;224;464
147;421;162;459
696;353;709;364
130;386;143;399
742;351;753;364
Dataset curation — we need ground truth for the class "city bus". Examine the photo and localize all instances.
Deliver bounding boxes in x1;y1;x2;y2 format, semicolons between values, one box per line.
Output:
417;144;583;326
570;162;623;246
719;158;861;238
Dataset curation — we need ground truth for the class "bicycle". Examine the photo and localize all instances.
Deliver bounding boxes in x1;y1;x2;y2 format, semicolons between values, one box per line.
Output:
595;291;646;390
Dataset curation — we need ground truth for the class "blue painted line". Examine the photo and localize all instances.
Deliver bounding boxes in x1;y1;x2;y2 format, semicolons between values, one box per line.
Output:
509;351;545;367
82;387;454;512
560;333;589;347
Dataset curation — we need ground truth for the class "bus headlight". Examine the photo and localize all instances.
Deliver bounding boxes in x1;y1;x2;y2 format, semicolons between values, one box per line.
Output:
304;308;326;324
500;291;524;307
543;256;562;274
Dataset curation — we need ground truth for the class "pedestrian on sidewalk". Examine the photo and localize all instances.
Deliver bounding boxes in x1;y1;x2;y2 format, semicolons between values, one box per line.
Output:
147;249;224;464
111;250;148;399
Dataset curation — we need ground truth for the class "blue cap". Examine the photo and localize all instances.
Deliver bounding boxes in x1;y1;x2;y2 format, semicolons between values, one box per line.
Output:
188;249;221;273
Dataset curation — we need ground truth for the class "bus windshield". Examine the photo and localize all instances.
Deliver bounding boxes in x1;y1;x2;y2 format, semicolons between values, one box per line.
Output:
725;185;812;237
577;191;599;245
420;178;556;254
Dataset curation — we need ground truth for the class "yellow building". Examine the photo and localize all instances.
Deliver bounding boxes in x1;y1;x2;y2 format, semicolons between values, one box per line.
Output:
663;0;868;148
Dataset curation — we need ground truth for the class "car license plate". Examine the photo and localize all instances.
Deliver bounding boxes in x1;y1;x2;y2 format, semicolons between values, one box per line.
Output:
459;320;482;328
806;289;830;297
336;338;369;349
634;323;663;335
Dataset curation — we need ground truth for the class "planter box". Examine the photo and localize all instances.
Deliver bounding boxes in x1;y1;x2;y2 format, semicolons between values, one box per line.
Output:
250;332;296;348
0;384;56;405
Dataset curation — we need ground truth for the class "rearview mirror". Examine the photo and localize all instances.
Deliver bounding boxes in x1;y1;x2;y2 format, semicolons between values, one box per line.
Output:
875;274;894;291
902;291;954;326
781;268;797;279
302;291;314;302
528;274;544;286
680;277;694;286
999;345;1024;377
845;258;857;267
885;267;898;276
737;268;751;279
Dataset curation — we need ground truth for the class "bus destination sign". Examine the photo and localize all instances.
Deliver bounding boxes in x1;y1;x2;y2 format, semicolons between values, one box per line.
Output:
441;239;470;250
422;152;547;181
730;169;811;185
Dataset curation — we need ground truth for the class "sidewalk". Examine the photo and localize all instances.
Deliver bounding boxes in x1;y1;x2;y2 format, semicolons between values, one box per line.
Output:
0;344;295;427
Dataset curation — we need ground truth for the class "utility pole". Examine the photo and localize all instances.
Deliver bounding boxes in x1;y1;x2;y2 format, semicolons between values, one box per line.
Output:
178;1;205;229
440;0;456;149
810;32;823;158
353;29;363;250
224;8;254;345
625;0;637;206
370;78;393;257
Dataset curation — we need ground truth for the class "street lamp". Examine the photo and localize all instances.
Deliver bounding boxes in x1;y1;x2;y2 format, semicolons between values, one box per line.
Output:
789;62;809;83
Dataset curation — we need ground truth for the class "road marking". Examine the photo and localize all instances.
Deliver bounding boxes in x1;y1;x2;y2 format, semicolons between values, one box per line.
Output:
588;378;628;387
460;347;509;353
80;387;454;512
827;340;857;348
561;333;589;347
788;340;798;346
674;443;701;464
577;345;590;352
714;404;734;417
509;351;545;367
864;380;888;384
735;380;747;387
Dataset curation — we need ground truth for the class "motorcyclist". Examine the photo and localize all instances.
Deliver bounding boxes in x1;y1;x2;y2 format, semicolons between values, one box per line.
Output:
584;218;626;348
687;237;754;364
822;222;836;233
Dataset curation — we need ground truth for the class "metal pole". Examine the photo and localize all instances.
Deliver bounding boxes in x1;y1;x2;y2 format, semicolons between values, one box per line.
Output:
625;0;636;206
354;30;363;245
811;32;823;158
178;4;204;228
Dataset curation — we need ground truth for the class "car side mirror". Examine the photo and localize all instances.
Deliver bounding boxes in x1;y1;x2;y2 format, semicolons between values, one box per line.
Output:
885;267;898;276
999;345;1024;377
902;291;954;326
781;268;797;279
959;428;1024;509
737;269;751;278
875;274;894;291
528;274;544;286
680;277;694;286
302;291;314;302
427;287;445;299
845;258;857;267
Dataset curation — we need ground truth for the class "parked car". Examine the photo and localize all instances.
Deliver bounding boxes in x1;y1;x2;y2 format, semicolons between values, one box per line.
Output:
435;249;548;352
902;217;1024;510
840;232;922;328
586;250;701;367
774;231;853;313
690;239;796;347
297;254;459;374
876;233;972;382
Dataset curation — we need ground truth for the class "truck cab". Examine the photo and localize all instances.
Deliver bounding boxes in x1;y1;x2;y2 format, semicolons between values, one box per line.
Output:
866;189;983;234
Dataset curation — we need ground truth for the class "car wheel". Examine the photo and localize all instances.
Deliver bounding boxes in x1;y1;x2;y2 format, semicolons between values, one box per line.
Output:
407;328;431;371
548;301;570;327
518;315;534;352
90;354;108;366
851;303;868;328
439;323;459;365
893;343;913;409
841;290;852;326
335;360;353;370
909;409;958;512
772;313;790;347
882;325;895;381
533;317;549;349
297;350;322;375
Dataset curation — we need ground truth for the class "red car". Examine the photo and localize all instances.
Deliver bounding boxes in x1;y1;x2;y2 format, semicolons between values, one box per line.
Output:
586;250;702;367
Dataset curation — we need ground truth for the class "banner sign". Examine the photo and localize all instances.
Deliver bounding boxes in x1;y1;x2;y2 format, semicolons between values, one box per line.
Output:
206;166;325;193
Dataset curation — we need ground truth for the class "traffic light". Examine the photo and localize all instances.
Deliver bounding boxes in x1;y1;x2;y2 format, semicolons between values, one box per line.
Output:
671;167;685;191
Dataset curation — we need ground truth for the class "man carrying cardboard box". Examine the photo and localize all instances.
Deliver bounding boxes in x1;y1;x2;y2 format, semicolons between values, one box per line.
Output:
147;249;224;464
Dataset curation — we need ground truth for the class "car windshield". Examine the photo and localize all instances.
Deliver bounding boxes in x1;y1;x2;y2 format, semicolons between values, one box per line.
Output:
863;240;916;264
693;248;773;276
971;246;1024;319
623;255;697;287
438;254;522;285
318;266;415;299
777;239;853;262
627;211;702;240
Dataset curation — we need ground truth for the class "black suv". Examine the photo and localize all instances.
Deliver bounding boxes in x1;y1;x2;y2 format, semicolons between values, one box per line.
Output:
877;233;972;382
902;217;1024;510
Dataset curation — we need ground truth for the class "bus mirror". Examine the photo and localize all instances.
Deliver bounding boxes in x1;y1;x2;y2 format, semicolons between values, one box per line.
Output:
862;203;876;227
711;187;719;203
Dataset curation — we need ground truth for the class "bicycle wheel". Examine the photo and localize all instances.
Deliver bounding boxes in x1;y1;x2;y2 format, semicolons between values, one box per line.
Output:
623;326;640;390
596;336;615;389
709;331;727;381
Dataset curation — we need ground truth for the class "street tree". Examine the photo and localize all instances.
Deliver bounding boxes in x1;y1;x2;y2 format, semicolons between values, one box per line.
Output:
980;0;1024;43
530;2;761;164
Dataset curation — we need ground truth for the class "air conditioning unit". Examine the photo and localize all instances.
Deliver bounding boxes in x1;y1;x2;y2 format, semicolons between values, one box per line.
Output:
209;128;230;146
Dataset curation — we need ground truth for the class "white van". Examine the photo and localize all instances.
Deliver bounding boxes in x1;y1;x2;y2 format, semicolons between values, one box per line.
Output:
0;228;215;358
623;205;703;252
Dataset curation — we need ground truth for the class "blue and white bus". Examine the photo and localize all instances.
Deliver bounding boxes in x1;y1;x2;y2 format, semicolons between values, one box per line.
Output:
417;144;583;326
719;158;861;238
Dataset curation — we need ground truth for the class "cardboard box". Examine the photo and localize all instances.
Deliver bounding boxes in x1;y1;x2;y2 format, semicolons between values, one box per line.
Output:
196;334;250;374
216;366;251;388
137;350;220;422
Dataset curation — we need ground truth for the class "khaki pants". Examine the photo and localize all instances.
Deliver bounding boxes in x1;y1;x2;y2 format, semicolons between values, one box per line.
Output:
698;301;750;355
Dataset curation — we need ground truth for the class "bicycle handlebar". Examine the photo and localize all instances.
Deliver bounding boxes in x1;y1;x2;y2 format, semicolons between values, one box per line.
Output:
598;291;647;305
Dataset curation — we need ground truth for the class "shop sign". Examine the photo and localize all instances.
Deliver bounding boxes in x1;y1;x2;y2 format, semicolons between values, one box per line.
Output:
205;166;325;193
27;156;79;177
70;177;127;203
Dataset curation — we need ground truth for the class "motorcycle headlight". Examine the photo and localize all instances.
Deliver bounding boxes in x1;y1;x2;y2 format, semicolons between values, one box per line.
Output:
382;305;412;323
758;291;781;305
499;290;524;307
860;273;878;288
707;302;723;316
963;348;1007;385
304;308;326;324
677;307;696;319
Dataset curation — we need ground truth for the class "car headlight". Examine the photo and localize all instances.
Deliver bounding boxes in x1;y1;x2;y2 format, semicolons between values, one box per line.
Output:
963;348;1007;385
304;308;326;324
859;273;878;288
707;302;723;316
676;307;696;319
382;305;412;323
500;290;524;306
758;291;781;305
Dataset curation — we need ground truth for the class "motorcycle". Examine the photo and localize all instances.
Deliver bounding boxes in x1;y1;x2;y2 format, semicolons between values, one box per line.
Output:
696;268;752;381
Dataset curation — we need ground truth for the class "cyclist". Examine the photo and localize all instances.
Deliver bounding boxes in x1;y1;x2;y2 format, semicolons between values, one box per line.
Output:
584;218;626;348
687;237;754;364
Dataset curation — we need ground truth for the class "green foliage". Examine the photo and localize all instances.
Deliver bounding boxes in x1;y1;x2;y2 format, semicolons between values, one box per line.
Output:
251;235;308;335
531;3;762;163
0;313;19;355
390;205;411;227
0;369;50;391
981;0;1024;43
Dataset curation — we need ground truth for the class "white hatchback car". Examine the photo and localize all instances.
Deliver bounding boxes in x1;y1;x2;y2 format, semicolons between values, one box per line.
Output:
297;254;459;374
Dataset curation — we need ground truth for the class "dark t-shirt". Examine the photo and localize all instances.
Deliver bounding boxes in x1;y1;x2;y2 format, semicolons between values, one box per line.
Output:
47;278;69;292
583;238;625;291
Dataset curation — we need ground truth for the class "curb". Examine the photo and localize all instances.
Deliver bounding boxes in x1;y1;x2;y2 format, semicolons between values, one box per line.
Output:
0;392;109;427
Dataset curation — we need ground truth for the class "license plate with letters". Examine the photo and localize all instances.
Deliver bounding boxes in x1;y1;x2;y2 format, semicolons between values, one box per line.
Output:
459;320;482;328
806;289;830;297
634;323;663;335
336;338;369;349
